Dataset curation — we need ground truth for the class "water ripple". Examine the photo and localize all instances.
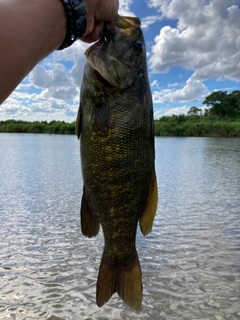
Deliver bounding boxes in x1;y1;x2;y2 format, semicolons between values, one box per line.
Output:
0;134;240;319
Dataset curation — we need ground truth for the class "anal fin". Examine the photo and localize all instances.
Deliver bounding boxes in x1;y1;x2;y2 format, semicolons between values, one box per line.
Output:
80;188;100;238
139;170;158;236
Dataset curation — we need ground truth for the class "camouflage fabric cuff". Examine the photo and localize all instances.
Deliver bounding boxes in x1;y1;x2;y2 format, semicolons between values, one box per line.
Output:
58;0;87;50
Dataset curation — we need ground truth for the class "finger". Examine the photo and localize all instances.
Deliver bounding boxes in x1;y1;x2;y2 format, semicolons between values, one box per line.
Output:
80;0;119;43
95;0;119;21
81;21;103;43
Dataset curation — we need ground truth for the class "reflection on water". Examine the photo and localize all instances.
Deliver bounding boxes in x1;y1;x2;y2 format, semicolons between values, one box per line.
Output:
0;134;240;320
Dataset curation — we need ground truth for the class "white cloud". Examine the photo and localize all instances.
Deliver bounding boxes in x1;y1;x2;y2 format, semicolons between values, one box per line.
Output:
150;79;160;87
28;63;79;101
152;88;173;104
119;0;135;16
0;97;78;122
52;41;89;86
16;83;33;91
164;106;190;116
168;82;179;88
152;77;209;103
119;1;160;28
39;87;78;101
162;105;210;117
9;90;38;102
0;98;31;119
69;57;85;87
52;40;88;63
141;15;161;29
148;0;240;82
171;78;209;102
29;65;53;88
154;109;162;119
154;106;192;119
153;105;210;118
22;41;89;105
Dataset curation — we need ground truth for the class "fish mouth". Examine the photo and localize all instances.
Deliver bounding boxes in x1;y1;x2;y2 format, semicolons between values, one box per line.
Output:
110;15;141;30
85;37;107;65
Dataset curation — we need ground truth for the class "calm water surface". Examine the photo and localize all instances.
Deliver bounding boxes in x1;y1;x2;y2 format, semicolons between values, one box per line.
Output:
0;134;240;320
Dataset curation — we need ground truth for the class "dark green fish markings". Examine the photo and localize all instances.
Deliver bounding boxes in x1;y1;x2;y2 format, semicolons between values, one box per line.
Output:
76;15;158;310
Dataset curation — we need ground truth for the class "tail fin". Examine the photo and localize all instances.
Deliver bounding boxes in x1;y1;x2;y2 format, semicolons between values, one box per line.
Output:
96;254;142;310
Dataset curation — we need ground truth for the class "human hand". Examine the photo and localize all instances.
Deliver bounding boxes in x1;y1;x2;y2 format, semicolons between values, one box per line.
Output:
81;0;119;43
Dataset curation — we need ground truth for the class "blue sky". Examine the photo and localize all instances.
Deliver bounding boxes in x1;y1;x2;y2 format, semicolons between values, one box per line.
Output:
1;0;240;121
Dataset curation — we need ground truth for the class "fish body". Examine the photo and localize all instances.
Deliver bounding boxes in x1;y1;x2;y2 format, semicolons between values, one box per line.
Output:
76;15;158;310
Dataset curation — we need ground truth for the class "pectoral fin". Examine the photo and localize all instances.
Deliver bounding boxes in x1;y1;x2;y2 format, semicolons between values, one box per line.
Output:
139;170;158;236
76;103;82;139
91;90;110;136
80;187;100;238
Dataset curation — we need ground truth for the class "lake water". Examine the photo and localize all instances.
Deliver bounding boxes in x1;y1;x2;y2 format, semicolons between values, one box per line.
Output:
0;133;240;320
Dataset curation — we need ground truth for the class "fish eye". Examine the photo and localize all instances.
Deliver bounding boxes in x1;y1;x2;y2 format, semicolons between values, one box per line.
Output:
134;41;143;51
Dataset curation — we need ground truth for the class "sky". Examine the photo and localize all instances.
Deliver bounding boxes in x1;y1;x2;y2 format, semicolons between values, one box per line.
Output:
1;0;240;122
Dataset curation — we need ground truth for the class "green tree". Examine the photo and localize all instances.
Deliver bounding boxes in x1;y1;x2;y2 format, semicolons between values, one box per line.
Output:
203;91;228;117
188;106;201;116
203;90;240;117
224;90;240;116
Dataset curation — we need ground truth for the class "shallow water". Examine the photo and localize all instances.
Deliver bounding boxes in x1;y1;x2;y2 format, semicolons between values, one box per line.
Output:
0;134;240;320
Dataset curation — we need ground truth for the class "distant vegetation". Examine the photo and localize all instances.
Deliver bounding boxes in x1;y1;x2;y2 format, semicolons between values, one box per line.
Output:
155;90;240;137
1;91;240;137
0;120;75;135
154;115;240;137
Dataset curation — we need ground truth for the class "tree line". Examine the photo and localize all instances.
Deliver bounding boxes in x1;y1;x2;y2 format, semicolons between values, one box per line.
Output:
0;120;76;135
0;91;240;137
186;90;240;117
154;90;240;137
154;114;240;137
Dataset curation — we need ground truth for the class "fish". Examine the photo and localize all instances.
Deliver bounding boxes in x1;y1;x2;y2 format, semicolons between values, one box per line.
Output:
76;15;158;310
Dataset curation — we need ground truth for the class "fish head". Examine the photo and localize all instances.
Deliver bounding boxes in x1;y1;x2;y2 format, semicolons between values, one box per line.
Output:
85;15;145;89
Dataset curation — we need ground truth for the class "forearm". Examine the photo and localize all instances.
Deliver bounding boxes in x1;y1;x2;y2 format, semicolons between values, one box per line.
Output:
0;0;66;104
0;0;119;104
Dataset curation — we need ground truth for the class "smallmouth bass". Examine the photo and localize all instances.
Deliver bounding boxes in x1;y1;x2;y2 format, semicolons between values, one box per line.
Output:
76;15;158;310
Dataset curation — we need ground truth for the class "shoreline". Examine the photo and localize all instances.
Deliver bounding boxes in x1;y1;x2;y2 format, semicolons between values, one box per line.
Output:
1;117;240;137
